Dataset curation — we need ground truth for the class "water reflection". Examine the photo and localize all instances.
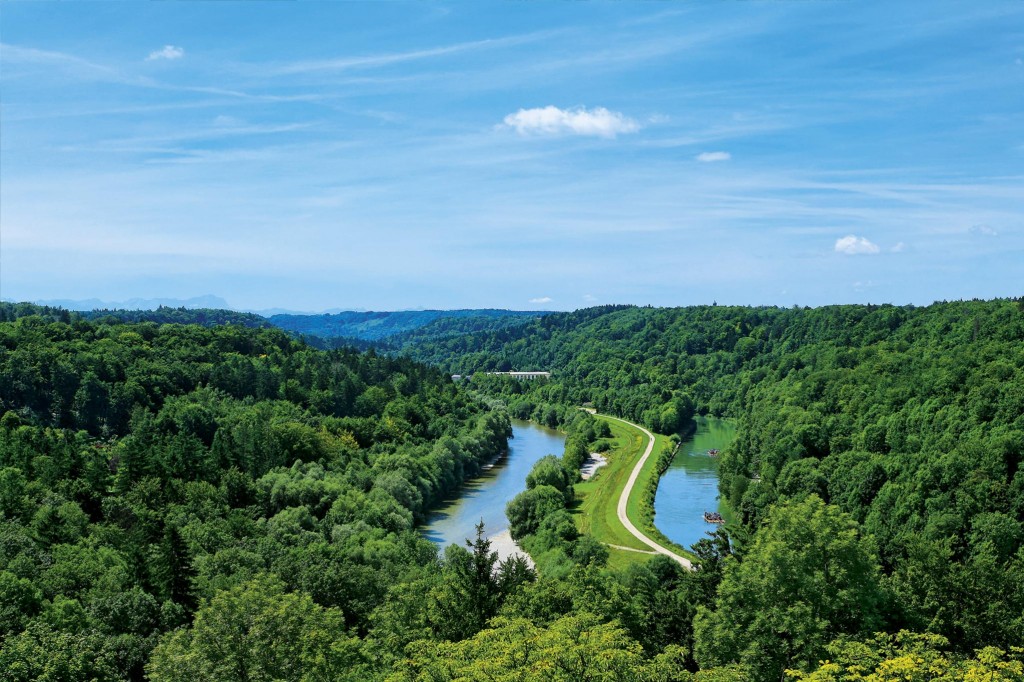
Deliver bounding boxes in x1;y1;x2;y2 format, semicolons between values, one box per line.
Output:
421;420;566;549
653;416;737;551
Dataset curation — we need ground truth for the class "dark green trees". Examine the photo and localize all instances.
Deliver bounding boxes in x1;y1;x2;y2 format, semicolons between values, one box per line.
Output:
0;312;514;681
425;522;534;642
694;496;884;680
147;576;358;682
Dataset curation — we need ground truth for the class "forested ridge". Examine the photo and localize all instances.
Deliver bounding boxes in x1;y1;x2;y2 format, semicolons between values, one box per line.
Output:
1;300;1023;681
0;305;522;680
0;303;272;330
0;303;547;344
269;309;547;342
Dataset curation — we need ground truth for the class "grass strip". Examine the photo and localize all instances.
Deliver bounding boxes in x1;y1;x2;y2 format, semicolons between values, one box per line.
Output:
571;419;652;567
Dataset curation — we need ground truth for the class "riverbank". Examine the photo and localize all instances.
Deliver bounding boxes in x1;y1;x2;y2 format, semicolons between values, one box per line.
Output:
603;415;693;568
580;453;607;480
571;417;673;569
626;424;695;560
420;420;566;553
571;414;700;569
488;530;535;569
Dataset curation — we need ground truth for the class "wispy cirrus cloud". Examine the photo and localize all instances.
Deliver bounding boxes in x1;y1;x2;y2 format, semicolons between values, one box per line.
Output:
834;235;880;255
1;42;319;103
696;151;731;162
269;32;554;75
0;42;125;80
147;45;184;61
503;106;639;138
969;224;998;236
55;121;316;158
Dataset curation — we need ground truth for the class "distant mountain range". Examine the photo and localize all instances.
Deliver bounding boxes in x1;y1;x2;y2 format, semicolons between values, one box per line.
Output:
268;309;549;342
6;297;551;343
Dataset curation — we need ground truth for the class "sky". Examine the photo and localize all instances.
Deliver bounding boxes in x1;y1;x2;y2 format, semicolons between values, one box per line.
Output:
1;1;1022;312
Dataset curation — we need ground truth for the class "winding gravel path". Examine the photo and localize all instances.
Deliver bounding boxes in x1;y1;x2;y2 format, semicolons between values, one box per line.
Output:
601;414;694;569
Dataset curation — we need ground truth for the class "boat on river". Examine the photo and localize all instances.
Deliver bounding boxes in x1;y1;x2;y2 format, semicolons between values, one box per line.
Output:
654;416;736;550
703;511;725;523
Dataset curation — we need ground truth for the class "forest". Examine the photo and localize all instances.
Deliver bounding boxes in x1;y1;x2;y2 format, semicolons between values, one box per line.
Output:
267;309;546;343
1;300;1023;680
394;299;1024;678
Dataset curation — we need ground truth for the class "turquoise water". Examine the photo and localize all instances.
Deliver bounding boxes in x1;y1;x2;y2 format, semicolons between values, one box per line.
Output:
653;416;737;551
420;420;566;549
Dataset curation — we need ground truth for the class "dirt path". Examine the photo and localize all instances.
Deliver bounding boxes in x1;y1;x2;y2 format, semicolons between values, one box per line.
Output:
601;414;694;569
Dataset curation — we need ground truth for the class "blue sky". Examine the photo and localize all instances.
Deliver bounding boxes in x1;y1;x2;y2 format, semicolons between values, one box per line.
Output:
2;2;1022;311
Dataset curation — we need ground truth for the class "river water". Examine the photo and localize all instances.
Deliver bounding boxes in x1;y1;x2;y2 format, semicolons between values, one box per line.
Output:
421;419;566;550
421;415;734;558
653;416;737;551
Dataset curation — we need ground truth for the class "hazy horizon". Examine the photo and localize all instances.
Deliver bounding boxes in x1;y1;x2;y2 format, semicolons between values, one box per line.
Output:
8;293;1022;317
3;2;1022;310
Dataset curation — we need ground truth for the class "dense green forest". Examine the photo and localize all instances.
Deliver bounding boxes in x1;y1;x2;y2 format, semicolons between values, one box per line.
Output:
0;305;522;680
1;300;1023;680
78;307;271;329
4;304;548;344
393;300;1024;679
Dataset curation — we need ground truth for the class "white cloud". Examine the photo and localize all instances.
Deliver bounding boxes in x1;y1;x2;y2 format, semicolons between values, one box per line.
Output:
529;296;553;304
147;45;184;61
891;242;906;252
969;224;998;236
696;151;731;162
503;106;640;138
582;294;597;302
834;235;880;255
213;115;242;127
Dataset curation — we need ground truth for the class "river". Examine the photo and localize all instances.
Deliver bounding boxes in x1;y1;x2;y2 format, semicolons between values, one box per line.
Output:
653;416;737;551
421;419;566;550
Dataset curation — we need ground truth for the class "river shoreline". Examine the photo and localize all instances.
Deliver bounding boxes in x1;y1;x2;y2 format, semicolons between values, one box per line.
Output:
487;530;535;569
420;420;566;553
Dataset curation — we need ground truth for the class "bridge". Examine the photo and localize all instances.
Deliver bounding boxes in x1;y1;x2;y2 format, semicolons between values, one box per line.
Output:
488;371;550;380
451;371;551;381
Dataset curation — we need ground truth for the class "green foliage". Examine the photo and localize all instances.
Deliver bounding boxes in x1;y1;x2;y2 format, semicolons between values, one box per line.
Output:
147;575;359;682
407;299;1024;659
506;485;566;540
79;306;270;328
4;299;1024;681
426;522;535;642
387;612;691;682
0;570;42;638
525;454;576;504
0;622;121;682
787;631;1024;681
0;313;513;680
363;522;534;668
694;496;885;681
271;309;546;342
